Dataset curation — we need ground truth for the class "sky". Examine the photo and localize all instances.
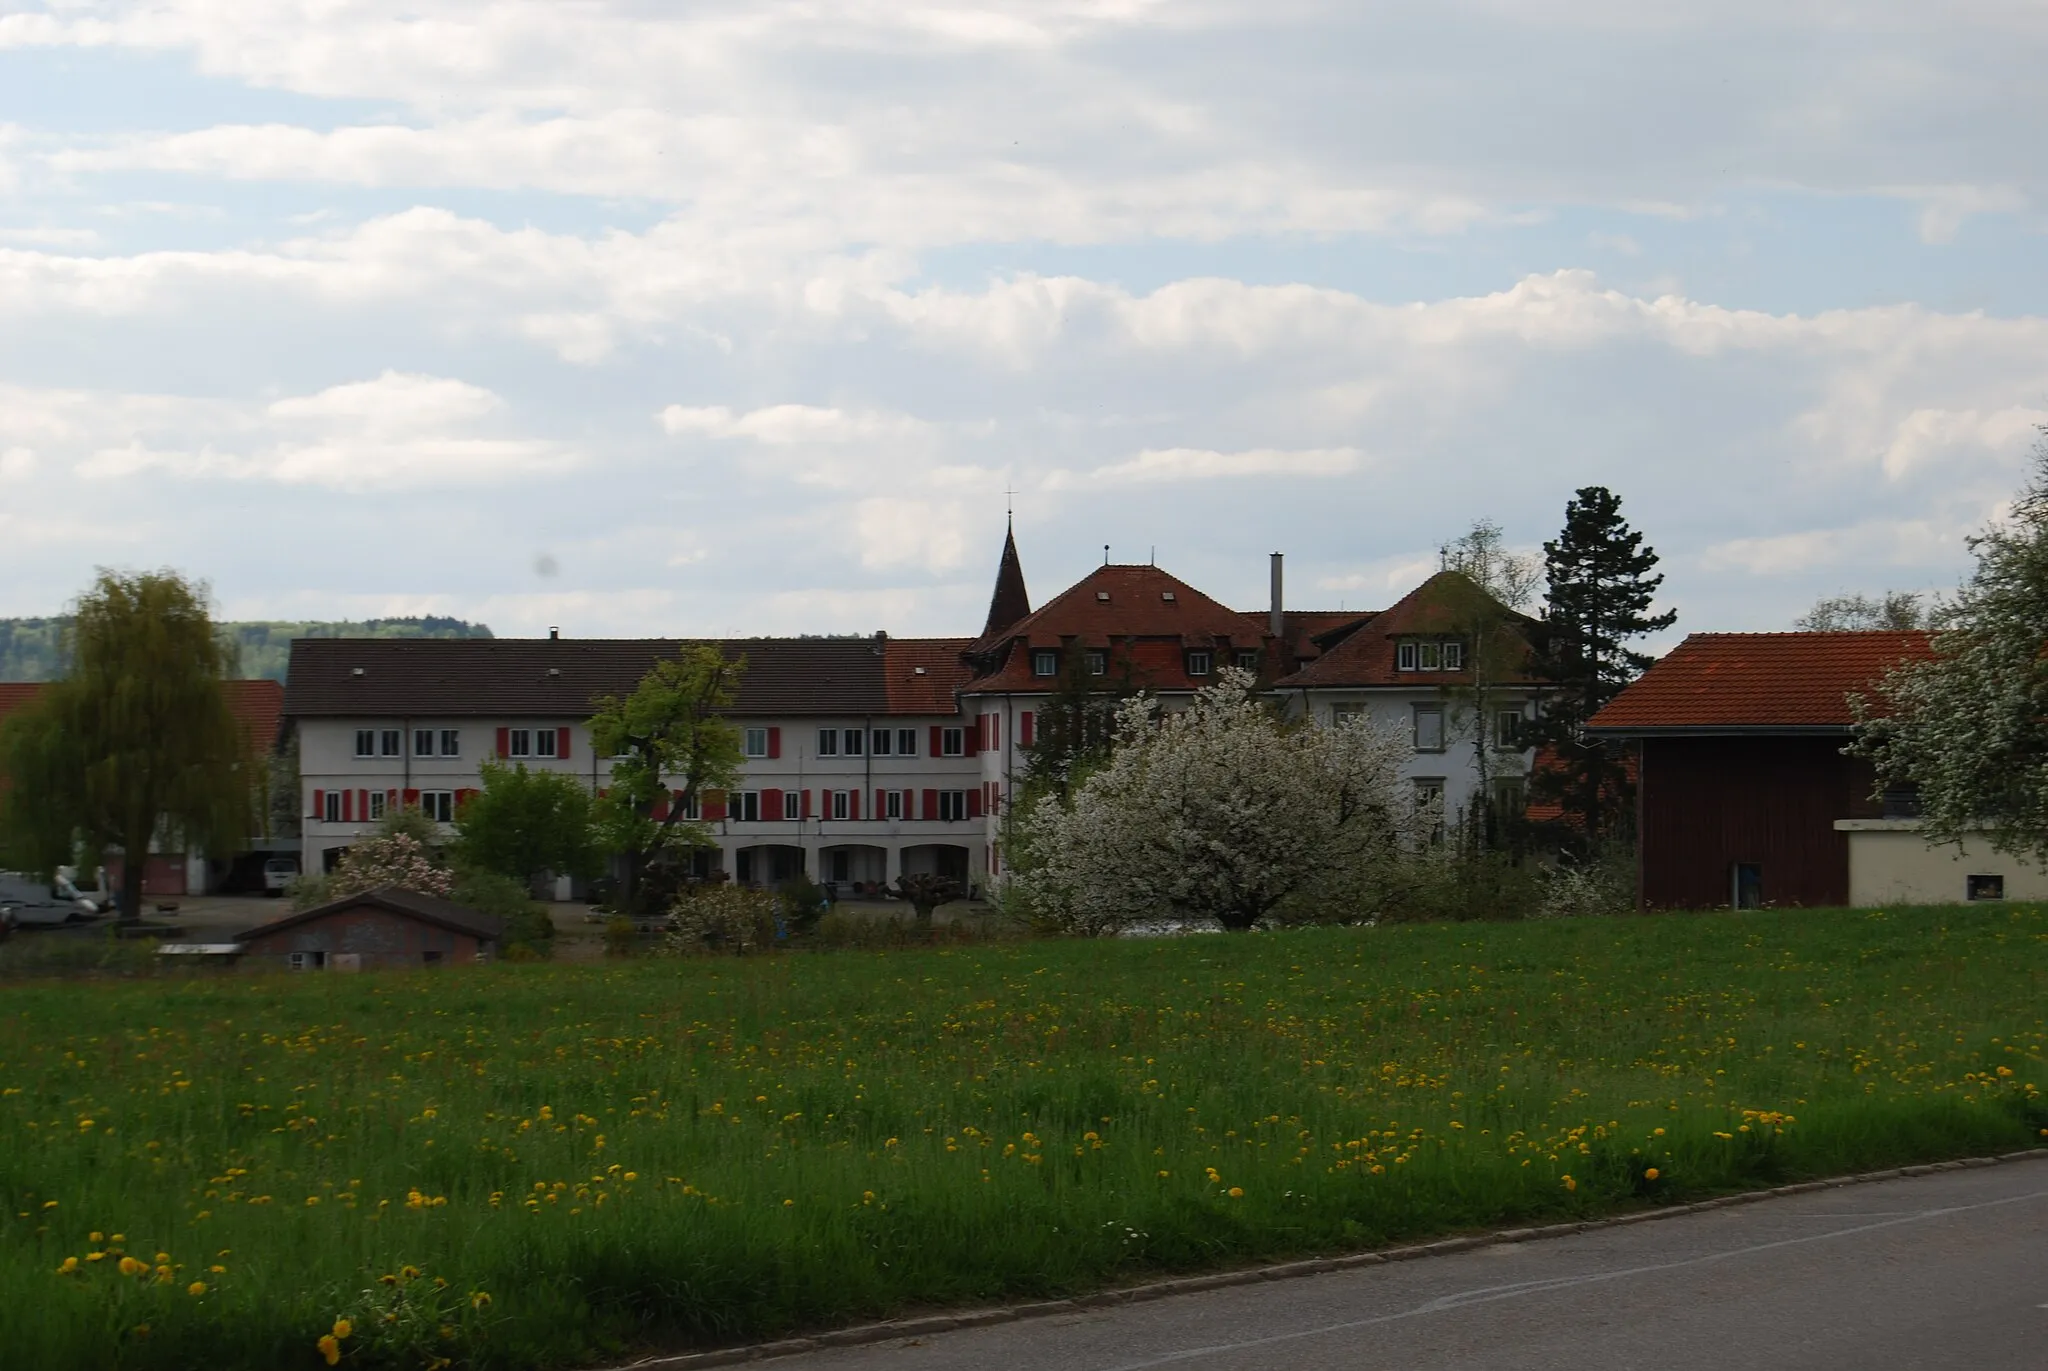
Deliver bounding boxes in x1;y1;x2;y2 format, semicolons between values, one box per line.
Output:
1;1;2044;646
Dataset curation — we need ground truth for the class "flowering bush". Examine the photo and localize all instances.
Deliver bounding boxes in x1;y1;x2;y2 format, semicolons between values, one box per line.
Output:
1014;670;1414;933
291;827;453;910
664;884;778;956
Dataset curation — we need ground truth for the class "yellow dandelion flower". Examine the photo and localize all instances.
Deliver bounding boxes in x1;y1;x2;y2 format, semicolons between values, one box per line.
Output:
333;1317;353;1339
57;1256;79;1274
1645;1167;1661;1181
187;1281;207;1297
118;1256;148;1276
471;1291;491;1311
1562;1175;1577;1192
317;1334;341;1366
1228;1187;1244;1199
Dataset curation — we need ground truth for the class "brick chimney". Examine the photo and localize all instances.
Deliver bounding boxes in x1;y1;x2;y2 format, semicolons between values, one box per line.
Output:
1269;552;1284;641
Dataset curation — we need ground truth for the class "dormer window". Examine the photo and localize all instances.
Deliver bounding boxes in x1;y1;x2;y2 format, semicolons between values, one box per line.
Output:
1418;642;1441;671
1186;649;1212;676
1397;642;1418;671
1442;641;1464;671
1031;649;1058;677
1235;649;1260;671
1397;639;1463;672
1160;591;1176;602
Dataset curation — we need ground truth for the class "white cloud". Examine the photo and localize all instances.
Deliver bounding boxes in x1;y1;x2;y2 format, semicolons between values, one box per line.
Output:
658;403;933;445
0;446;35;480
1045;446;1362;488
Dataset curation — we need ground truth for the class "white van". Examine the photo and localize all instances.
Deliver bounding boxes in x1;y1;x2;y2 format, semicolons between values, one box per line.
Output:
262;856;301;895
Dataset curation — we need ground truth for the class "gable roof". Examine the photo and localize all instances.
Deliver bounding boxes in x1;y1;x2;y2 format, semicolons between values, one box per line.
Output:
1276;571;1542;689
1585;631;1935;734
0;679;285;753
283;636;972;719
965;563;1274;693
238;885;506;943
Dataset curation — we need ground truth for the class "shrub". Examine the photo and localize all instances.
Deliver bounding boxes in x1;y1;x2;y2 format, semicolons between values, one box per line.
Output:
665;885;778;956
603;915;641;958
775;874;828;936
451;867;557;958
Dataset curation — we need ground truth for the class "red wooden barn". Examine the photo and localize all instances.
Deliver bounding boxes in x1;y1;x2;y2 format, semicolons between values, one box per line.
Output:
237;885;504;970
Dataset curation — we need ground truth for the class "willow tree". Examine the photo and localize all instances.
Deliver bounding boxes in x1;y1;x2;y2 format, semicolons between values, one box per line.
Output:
0;571;249;922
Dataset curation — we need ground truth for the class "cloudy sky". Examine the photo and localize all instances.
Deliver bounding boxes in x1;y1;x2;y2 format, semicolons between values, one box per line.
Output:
2;1;2044;643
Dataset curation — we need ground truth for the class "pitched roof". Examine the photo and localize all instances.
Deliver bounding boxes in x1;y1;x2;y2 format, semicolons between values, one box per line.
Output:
282;636;970;719
883;638;975;713
1276;571;1542;689
979;521;1032;641
1585;631;1935;734
0;679;285;753
238;885;505;943
965;563;1273;693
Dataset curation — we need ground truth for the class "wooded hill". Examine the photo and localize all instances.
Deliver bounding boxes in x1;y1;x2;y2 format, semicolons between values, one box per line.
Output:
0;616;493;684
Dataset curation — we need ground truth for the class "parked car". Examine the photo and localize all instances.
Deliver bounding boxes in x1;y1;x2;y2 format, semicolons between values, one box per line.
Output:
263;856;301;896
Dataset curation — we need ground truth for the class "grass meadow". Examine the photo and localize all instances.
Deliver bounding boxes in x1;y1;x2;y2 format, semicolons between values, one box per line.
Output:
3;905;2045;1370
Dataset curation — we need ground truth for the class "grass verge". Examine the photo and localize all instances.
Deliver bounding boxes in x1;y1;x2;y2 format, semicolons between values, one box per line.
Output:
2;904;2044;1369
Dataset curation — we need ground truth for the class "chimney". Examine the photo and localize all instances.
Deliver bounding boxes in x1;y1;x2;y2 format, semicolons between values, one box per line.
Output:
1269;553;1284;641
548;626;559;640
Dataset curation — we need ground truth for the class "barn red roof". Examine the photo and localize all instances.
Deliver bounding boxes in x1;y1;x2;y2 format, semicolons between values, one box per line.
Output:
1276;571;1543;689
0;679;284;751
1586;631;1934;734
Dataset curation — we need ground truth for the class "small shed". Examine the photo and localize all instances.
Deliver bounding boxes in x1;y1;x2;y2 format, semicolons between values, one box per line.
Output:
238;886;504;970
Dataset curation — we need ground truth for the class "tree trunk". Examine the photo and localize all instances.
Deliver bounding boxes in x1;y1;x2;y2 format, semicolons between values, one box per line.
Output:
118;841;147;924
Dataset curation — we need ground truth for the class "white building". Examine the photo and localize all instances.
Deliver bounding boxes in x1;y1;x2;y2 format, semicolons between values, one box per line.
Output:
283;531;1542;891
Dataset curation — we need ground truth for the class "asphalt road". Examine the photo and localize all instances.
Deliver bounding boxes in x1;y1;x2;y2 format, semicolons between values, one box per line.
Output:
759;1158;2048;1371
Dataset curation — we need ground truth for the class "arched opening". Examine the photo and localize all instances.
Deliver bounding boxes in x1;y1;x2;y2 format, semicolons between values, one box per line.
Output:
900;843;971;888
733;844;806;887
819;844;889;899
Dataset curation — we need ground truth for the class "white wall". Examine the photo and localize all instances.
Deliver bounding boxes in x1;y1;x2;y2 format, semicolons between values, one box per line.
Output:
1837;820;2048;906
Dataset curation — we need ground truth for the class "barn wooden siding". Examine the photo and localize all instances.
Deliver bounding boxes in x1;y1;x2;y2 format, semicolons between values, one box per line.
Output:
1639;736;1883;909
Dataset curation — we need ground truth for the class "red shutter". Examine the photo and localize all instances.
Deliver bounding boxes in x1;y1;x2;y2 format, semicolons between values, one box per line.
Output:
455;788;479;812
557;726;572;760
762;787;783;822
988;784;1000;816
849;789;861;820
903;789;914;819
312;788;325;819
967;788;983;819
801;789;813;819
1020;711;1034;747
704;789;726;822
965;722;980;756
496;727;510;758
401;788;419;808
875;788;886;818
990;714;1000;750
359;789;370;821
930;725;943;757
767;727;781;760
652;792;671;820
922;788;939;820
341;789;353;822
386;788;399;814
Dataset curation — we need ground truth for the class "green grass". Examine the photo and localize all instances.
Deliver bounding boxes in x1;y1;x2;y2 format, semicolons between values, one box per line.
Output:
3;906;2045;1370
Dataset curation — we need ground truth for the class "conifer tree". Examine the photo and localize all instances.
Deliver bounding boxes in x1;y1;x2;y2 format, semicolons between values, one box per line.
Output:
1529;487;1674;849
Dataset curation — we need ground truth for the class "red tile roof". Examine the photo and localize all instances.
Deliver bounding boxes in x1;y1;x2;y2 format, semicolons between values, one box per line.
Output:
1586;631;1935;733
1276;571;1543;689
0;679;284;752
965;563;1278;693
882;638;974;713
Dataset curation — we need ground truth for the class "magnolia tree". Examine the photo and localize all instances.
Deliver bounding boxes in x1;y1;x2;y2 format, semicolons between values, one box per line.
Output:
1014;670;1414;933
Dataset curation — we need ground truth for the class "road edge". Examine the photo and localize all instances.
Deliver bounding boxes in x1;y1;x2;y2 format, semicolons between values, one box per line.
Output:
612;1146;2048;1369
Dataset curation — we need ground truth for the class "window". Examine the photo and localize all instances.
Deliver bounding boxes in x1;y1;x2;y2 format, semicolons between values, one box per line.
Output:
830;790;851;821
1397;642;1418;672
1186;649;1212;676
896;728;917;756
1442;641;1464;671
287;951;326;971
871;728;893;756
940;727;965;757
323;791;342;823
817;728;839;757
885;790;904;820
536;728;558;758
414;728;435;757
672;790;700;821
1085;650;1107;676
422;950;443;966
1418;642;1441;671
1490;777;1526;818
438;729;460;757
1413;705;1445;753
509;728;533;757
1967;873;2005;901
782;791;802;820
380;729;402;757
1032;649;1058;677
1413;778;1446;844
938;790;968;822
743;727;769;758
843;728;865;756
354;729;376;758
367;791;387;821
1332;702;1367;726
419;791;455;823
1235;650;1260;671
728;791;760;822
1495;709;1522;748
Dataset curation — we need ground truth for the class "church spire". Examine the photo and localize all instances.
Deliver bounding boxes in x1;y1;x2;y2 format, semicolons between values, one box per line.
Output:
980;516;1032;640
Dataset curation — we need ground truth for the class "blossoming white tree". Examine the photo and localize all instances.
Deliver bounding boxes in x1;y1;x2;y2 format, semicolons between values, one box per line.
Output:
1015;669;1414;933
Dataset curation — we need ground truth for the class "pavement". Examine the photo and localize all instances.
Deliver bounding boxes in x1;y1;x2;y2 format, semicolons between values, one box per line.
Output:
744;1158;2048;1371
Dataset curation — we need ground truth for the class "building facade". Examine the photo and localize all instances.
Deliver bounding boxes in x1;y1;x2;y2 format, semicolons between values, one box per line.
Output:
283;530;1545;889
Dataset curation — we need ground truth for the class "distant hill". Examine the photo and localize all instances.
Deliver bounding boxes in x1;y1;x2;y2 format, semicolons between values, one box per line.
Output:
0;616;494;684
